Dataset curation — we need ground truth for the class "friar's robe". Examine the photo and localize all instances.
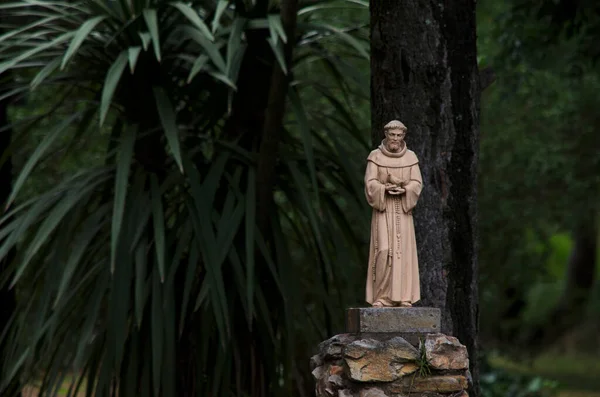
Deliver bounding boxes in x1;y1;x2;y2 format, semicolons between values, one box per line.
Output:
364;142;423;305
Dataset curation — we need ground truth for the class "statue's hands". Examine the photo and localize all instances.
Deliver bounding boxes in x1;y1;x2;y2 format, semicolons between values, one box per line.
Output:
385;183;405;195
388;188;405;195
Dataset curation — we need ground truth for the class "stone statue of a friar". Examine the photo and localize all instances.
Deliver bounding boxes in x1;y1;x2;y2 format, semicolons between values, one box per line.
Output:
365;120;423;308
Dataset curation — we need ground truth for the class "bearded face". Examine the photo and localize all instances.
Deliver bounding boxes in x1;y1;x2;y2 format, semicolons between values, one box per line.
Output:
384;128;405;152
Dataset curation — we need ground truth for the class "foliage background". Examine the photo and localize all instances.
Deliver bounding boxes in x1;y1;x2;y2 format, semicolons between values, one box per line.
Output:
0;1;372;395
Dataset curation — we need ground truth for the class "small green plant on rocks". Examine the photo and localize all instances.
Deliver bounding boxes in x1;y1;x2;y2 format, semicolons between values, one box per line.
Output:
417;340;432;377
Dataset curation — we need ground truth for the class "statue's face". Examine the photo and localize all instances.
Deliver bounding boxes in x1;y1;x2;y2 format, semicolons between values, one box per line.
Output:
385;128;405;152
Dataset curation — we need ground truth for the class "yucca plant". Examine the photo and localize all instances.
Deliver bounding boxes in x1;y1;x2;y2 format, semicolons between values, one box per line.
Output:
0;0;370;396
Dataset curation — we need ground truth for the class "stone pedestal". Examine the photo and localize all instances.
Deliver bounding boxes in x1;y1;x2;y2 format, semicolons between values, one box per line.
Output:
312;308;470;397
346;307;440;346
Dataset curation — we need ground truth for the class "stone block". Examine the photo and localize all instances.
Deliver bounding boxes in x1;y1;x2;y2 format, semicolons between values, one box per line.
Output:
390;391;469;397
312;365;327;380
346;307;441;333
391;393;465;397
424;334;469;370
328;374;344;387
319;334;360;359
311;354;324;370
360;387;389;397
390;375;468;394
312;331;470;397
344;337;419;382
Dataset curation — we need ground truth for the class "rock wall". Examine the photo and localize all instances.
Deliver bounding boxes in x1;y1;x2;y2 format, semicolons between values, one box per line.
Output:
311;333;470;397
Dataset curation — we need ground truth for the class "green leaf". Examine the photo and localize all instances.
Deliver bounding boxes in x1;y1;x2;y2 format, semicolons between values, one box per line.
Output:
253;228;284;294
54;206;109;307
313;84;368;146
150;175;166;283
164;220;191;299
298;1;367;16
111;124;136;273
288;88;318;203
162;282;177;397
285;160;333;277
187;54;209;83
143;9;161;62
170;2;214;41
31;58;60;90
188;204;230;341
0;174;94;263
139;31;152;50
346;0;369;6
212;0;229;33
11;177;107;288
151;269;164;396
267;37;287;74
111;227;133;375
5;113;79;210
181;26;227;73
184;155;231;340
134;237;149;328
247;19;269;29
3;348;30;392
0;86;29;103
267;14;287;44
61;15;106;70
301;22;369;59
89;0;122;20
214;195;244;269
209;71;237;89
128;46;142;73
227;18;246;76
180;243;198;334
0;30;75;75
227;42;246;85
267;16;279;45
100;50;129;125
0;15;58;43
245;168;256;326
153;87;184;172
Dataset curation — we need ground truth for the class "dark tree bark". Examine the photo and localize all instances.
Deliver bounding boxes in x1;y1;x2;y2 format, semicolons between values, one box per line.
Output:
370;1;480;394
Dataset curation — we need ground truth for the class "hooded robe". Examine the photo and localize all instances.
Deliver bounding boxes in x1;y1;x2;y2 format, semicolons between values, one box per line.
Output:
364;142;423;305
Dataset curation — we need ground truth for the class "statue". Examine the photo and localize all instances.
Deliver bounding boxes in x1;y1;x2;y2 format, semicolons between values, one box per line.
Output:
365;120;423;308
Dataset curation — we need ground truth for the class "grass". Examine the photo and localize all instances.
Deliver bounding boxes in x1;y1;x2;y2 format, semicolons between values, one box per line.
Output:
489;353;600;397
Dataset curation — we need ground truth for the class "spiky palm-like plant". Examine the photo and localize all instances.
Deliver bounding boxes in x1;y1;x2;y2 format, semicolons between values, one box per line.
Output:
0;0;370;395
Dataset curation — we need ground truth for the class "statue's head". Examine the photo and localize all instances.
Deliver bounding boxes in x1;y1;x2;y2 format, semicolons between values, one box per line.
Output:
383;120;407;152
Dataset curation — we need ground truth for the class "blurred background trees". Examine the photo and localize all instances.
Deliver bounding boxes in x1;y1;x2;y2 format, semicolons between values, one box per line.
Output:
0;0;598;396
478;0;600;356
478;0;600;395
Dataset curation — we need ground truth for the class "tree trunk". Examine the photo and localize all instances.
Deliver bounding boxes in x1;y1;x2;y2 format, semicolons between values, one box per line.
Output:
370;1;480;394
